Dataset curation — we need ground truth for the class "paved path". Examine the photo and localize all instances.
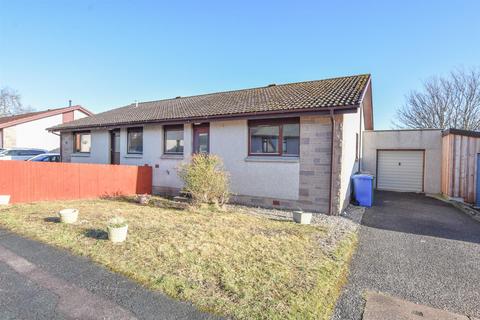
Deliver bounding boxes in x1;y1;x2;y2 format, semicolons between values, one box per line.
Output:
333;191;480;319
0;229;218;320
362;292;476;320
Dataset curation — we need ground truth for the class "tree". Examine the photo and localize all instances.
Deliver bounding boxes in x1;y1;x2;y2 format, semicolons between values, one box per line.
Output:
395;68;480;130
0;87;34;117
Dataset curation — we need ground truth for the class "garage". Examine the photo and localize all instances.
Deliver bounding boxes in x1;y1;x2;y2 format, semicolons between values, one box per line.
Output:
376;150;424;192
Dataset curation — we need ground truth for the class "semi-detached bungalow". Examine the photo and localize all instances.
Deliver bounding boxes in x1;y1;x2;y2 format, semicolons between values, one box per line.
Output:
49;74;373;215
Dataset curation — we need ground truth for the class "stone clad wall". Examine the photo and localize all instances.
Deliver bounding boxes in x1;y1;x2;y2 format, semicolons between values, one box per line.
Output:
60;133;73;163
298;115;343;214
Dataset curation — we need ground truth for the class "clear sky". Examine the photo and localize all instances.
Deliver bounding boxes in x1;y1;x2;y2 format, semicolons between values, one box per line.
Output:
1;0;479;129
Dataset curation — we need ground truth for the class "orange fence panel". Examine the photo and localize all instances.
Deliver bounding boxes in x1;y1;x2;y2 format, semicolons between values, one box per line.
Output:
0;161;152;204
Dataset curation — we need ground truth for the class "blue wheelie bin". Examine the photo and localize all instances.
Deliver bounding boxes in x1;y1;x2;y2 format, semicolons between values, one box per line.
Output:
352;174;374;207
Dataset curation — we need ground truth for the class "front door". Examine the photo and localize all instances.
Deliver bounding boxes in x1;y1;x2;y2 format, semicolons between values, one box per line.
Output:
110;130;120;164
193;124;209;154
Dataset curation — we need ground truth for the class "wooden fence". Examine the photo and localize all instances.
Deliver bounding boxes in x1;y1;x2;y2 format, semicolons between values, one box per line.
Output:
442;130;480;204
0;161;152;204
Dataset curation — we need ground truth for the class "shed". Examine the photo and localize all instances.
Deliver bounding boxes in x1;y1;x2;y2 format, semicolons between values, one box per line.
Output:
441;128;480;205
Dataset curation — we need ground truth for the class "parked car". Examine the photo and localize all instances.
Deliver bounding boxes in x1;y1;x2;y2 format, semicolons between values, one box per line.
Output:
0;148;48;161
27;153;61;162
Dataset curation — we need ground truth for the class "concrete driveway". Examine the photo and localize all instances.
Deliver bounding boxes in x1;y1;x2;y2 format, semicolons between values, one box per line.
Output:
333;191;480;319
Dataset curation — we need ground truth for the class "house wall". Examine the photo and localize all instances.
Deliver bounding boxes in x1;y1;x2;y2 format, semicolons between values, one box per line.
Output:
296;115;342;213
11;114;63;151
70;130;110;164
362;129;442;194
120;124;193;193
210;120;300;200
2;126;17;149
339;110;361;212
74;110;89;120
60;132;73;162
4;109;90;152
61;113;358;214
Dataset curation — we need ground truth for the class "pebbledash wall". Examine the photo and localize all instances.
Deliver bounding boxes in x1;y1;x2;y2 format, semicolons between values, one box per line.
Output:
61;113;361;214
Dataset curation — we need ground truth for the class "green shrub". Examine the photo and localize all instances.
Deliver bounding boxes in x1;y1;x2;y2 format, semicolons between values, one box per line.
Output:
178;154;230;207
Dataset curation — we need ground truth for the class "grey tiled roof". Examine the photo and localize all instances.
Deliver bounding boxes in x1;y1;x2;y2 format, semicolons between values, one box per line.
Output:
50;74;370;131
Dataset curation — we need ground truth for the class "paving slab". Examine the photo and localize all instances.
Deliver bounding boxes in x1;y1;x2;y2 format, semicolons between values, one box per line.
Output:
363;292;475;320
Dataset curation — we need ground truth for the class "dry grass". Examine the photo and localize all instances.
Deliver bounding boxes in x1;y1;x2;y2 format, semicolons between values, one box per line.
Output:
0;198;357;319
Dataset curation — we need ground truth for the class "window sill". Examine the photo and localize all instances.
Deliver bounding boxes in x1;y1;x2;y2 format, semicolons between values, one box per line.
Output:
161;154;184;160
124;154;143;159
244;156;299;163
71;153;90;158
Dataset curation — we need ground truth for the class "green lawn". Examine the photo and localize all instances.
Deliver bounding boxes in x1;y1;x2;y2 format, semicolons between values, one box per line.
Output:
0;198;357;319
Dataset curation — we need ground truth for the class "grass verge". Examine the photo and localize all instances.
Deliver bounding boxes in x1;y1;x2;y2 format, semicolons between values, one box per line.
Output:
0;198;357;319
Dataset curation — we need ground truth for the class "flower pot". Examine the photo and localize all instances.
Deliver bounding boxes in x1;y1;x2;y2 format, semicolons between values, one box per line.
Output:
108;225;128;243
0;195;10;205
58;208;79;224
138;195;150;205
292;211;312;225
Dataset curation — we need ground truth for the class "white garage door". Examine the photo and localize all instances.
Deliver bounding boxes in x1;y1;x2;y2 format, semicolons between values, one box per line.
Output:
377;150;424;192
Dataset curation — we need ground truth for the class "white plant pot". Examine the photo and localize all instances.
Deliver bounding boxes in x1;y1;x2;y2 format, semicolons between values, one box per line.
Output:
138;195;150;205
0;195;10;205
58;208;79;224
292;211;312;225
108;225;128;243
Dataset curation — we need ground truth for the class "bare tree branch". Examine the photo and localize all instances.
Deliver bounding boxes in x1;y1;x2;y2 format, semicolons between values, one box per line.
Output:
0;87;35;117
394;67;480;130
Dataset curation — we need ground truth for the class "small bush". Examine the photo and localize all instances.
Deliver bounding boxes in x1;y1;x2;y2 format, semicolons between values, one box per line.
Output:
178;154;230;207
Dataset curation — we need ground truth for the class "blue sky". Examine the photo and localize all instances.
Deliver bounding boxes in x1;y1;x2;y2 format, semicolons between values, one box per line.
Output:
1;0;478;129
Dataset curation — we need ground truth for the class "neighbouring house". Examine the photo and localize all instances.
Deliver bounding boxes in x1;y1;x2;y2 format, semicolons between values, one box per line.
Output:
0;105;93;152
49;74;373;215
